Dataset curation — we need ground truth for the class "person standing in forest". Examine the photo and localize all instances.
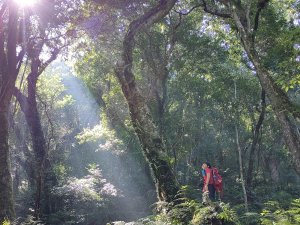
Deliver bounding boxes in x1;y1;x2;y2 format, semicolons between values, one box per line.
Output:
202;162;216;202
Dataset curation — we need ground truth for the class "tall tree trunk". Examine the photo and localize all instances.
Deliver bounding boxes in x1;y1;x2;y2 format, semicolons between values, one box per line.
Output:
234;80;248;211
246;90;266;187
114;0;178;203
0;1;20;221
13;40;58;217
26;62;47;218
14;78;46;217
13;55;53;217
0;109;15;221
235;124;249;212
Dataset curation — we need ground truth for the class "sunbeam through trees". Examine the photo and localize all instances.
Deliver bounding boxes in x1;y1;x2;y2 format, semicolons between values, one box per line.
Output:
0;0;299;224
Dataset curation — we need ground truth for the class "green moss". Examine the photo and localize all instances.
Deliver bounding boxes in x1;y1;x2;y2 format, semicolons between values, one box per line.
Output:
2;219;10;225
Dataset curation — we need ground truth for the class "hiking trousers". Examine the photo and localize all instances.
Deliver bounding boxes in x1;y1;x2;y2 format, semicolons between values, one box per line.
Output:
208;184;215;200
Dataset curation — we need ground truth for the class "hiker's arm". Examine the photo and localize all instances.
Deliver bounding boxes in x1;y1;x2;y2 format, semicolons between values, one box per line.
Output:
204;172;210;192
206;172;211;185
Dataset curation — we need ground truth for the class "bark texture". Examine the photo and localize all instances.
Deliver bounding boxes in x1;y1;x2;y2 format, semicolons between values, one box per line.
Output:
0;109;15;220
114;0;179;203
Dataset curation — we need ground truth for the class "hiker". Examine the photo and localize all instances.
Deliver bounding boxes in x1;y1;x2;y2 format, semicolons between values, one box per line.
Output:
212;166;223;201
202;162;216;201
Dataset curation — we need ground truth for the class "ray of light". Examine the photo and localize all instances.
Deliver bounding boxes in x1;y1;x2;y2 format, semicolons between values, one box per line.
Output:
14;0;38;7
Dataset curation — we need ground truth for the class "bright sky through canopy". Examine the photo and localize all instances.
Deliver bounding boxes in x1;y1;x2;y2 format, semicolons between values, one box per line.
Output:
14;0;38;7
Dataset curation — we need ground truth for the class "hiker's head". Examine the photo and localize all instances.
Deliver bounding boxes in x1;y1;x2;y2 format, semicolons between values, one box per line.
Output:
202;162;212;169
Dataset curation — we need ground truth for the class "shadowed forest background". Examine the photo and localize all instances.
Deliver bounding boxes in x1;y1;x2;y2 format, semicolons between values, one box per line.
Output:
0;0;299;224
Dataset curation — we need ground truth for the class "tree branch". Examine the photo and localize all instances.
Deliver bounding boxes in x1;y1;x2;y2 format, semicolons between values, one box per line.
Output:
125;0;177;44
13;86;28;111
38;48;60;75
173;4;202;16
201;0;231;18
7;2;18;77
0;30;6;71
117;0;177;85
255;89;266;136
252;0;270;41
16;48;26;74
245;2;252;32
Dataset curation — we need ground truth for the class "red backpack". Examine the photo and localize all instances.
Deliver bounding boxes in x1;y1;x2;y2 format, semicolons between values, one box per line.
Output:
212;167;223;193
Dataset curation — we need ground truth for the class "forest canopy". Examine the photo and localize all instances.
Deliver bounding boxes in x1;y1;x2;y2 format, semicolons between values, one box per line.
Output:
0;0;299;224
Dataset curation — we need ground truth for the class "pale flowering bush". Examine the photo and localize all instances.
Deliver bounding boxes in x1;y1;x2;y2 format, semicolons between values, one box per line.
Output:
50;166;119;224
101;183;118;196
53;166;118;202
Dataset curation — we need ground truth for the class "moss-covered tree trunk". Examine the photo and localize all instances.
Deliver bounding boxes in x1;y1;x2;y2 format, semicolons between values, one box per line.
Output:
114;0;179;203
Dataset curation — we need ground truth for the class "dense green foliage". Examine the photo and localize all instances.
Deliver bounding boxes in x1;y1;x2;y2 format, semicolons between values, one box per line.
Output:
0;0;299;224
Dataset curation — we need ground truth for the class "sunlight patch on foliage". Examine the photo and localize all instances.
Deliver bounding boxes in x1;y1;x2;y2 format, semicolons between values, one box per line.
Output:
37;73;75;109
277;74;300;92
76;124;125;154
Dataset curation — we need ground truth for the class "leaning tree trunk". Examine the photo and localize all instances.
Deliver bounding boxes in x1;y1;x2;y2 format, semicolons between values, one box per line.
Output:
114;0;179;203
243;37;300;175
228;5;300;175
13;40;59;217
201;0;300;176
14;62;47;218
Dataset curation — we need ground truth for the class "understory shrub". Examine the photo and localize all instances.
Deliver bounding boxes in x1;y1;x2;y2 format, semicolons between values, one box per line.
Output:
260;198;300;225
